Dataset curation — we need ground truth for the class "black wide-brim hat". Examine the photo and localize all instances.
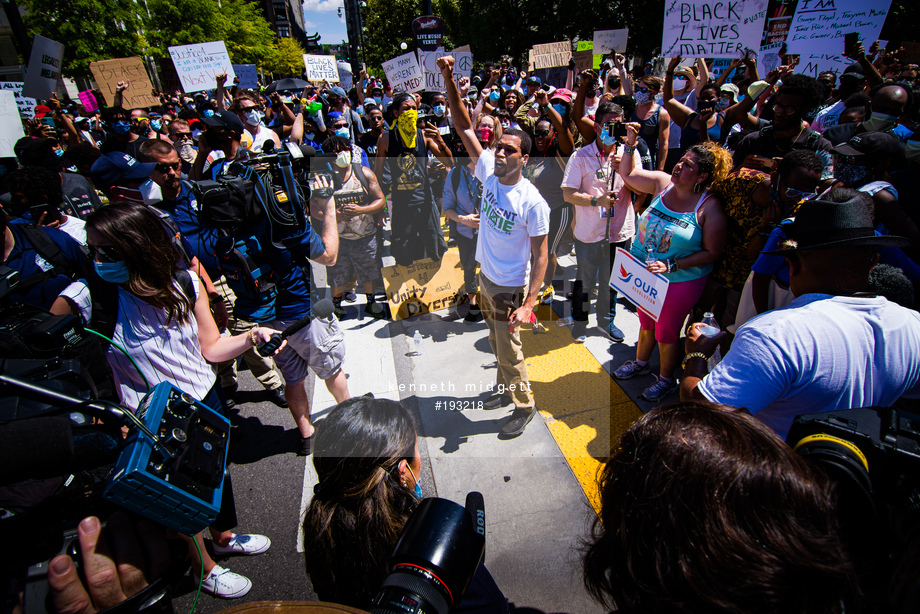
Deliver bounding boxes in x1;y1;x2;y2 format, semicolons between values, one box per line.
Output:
763;197;910;255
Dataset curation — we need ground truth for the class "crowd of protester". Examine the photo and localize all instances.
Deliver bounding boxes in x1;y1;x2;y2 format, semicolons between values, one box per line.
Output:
4;37;920;613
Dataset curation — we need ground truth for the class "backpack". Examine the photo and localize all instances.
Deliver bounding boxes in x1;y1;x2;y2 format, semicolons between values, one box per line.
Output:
191;169;262;230
212;232;278;322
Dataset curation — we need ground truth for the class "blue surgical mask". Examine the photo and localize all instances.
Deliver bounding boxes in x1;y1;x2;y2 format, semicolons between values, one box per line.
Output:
54;149;64;157
94;260;130;284
433;104;446;117
356;106;364;116
406;464;422;499
374;96;382;104
334;126;350;138
552;103;567;116
305;132;315;141
489;90;500;102
150;119;163;131
111;121;131;135
600;131;617;146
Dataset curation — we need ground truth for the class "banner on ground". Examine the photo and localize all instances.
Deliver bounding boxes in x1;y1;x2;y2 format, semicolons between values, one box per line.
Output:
168;41;235;93
610;248;670;322
382;52;424;93
593;29;629;54
787;0;891;57
0;91;25;158
383;251;466;320
418;49;473;91
231;64;258;88
1;82;37;119
303;54;340;82
89;56;160;108
78;90;98;112
22;35;64;100
662;0;769;58
531;41;572;69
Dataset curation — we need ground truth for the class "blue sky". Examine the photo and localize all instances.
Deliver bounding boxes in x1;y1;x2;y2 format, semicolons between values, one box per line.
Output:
301;0;349;46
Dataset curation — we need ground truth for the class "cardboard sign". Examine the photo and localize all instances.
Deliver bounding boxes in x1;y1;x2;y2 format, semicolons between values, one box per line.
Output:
22;35;64;100
167;41;235;93
418;49;473;91
593;29;629;54
795;51;851;78
451;45;471;53
382;52;424;93
303;54;340;82
532;41;571;69
0;90;25;158
78;90;98;112
382;251;466;320
787;0;891;56
531;66;568;88
89;56;159;108
231;64;258;88
1;82;37;119
610;248;670;321
662;0;768;58
573;50;595;73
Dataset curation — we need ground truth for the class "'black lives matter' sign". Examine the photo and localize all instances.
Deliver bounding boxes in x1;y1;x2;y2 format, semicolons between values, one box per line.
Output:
661;0;768;58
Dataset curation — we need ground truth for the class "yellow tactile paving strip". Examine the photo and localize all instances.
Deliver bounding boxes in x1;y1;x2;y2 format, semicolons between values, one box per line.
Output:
523;303;644;514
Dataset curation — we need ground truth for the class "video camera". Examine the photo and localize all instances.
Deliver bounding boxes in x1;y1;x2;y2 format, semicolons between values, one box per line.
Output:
788;407;920;611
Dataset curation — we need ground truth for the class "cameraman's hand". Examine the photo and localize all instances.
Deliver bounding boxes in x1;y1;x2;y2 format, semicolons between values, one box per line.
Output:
48;513;170;614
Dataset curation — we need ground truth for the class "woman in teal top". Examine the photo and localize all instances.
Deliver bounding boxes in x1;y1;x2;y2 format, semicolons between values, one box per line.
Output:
615;128;731;402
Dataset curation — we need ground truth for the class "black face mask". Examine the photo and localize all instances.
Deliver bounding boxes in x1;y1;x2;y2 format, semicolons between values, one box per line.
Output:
608;78;621;90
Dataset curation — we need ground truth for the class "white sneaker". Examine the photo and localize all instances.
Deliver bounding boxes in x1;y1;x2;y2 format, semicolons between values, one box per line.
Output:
200;564;252;598
212;533;271;556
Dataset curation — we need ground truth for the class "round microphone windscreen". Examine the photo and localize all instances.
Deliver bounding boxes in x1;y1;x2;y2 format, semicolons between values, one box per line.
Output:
314;298;335;319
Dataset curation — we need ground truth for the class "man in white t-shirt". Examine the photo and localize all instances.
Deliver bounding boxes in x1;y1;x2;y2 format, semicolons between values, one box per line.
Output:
679;197;920;439
441;55;551;438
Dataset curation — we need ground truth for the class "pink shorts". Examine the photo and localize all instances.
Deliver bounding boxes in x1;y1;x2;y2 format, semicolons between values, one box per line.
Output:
637;275;709;345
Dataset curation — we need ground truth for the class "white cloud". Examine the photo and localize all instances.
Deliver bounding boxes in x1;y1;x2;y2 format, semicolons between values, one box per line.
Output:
305;19;317;28
302;0;343;13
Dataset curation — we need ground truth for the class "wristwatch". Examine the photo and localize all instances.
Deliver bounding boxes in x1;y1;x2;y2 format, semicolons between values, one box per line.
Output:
590;195;598;207
682;352;708;368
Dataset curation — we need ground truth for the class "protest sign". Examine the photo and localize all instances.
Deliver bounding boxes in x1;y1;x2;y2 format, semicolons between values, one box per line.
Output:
231;64;258;88
168;41;235;93
786;0;891;57
761;0;797;47
593;29;629;54
1;82;37;119
89;57;160;108
576;40;593;52
22;35;63;100
382;251;466;320
382;52;424;93
418;49;473;91
710;58;735;79
610;248;670;321
412;15;446;51
573;50;595;73
451;45;471;53
303;54;340;82
78;90;98;112
662;0;769;58
532;66;568;88
795;51;852;78
0;90;25;158
531;41;572;69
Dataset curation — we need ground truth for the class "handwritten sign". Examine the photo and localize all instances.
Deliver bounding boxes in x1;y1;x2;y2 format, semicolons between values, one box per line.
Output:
662;0;769;58
303;54;340;82
787;0;891;56
382;251;465;320
89;56;159;108
382;52;424;93
532;66;568;88
795;51;851;78
78;90;98;112
532;41;572;69
0;82;37;119
22;35;64;100
168;41;235;93
610;248;670;321
593;29;629;54
231;64;258;88
418;49;473;91
0;91;25;158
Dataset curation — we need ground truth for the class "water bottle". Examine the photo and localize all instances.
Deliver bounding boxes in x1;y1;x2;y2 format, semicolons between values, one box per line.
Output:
698;312;722;370
645;227;659;266
557;316;574;326
413;330;423;355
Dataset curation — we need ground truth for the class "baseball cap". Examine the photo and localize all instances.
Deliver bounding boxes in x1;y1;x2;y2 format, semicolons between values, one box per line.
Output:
200;109;245;134
33;105;52;119
526;76;542;86
551;88;573;104
329;86;347;99
90;152;156;188
832;131;905;159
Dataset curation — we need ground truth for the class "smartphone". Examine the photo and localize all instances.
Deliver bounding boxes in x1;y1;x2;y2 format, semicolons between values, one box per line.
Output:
29;204;52;223
746;155;777;171
41;117;55;127
541;84;552;92
845;32;859;55
613;122;628;139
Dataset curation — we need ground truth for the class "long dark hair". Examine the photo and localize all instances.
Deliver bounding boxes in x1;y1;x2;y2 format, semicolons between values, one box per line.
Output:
86;202;194;325
583;401;855;614
302;396;419;607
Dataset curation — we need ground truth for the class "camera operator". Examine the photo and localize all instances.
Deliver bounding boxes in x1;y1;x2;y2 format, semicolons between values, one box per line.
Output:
583;400;856;614
303;395;507;614
190;110;251;181
6;166;86;245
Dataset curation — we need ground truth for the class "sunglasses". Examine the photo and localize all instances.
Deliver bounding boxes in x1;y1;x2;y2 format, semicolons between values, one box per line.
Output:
635;86;651;93
154;161;181;173
534;129;552;137
170;132;192;140
88;244;123;263
784;186;818;201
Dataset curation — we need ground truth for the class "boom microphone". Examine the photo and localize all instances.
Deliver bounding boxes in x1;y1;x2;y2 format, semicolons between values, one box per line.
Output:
256;298;335;356
465;491;486;558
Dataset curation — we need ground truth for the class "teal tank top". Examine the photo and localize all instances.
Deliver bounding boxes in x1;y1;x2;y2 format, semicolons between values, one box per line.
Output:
630;186;712;283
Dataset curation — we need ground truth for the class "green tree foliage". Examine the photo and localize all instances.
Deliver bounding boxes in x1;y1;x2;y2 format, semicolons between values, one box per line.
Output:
19;0;147;79
362;0;420;69
145;0;277;67
264;37;308;77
